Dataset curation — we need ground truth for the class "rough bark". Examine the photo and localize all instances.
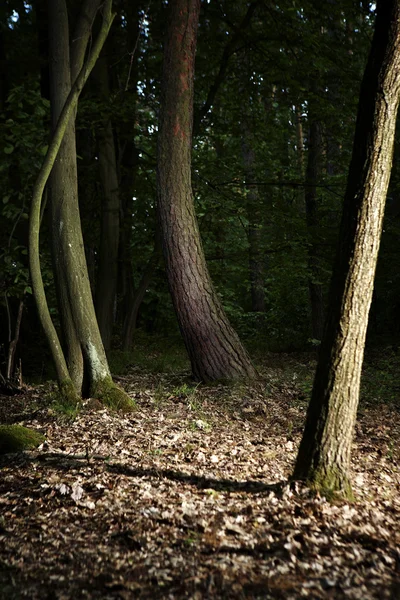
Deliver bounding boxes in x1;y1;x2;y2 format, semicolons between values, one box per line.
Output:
157;0;256;382
93;50;120;351
293;0;400;496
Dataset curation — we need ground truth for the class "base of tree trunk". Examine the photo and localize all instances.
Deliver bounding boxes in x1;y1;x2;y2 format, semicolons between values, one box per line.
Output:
0;425;45;454
295;465;354;501
59;379;81;403
91;376;135;412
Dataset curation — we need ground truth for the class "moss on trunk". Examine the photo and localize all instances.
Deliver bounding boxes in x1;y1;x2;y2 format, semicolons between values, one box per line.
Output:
306;466;355;501
0;425;45;454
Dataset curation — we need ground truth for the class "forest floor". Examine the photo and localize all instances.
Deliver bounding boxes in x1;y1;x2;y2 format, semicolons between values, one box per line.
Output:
0;348;400;599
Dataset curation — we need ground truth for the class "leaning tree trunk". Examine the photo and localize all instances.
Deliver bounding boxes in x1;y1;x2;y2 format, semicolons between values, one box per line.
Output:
293;0;400;497
157;0;256;382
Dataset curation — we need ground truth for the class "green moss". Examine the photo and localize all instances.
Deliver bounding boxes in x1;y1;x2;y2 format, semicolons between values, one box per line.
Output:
308;466;355;502
0;425;45;454
91;376;136;412
52;379;81;418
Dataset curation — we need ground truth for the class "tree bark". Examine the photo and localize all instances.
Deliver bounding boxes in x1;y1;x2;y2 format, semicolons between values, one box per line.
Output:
93;49;120;351
157;0;256;382
293;0;400;496
241;127;266;313
29;0;133;409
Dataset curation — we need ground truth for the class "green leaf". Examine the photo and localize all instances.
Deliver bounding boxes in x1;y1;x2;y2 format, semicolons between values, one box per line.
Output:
4;145;14;154
3;195;10;204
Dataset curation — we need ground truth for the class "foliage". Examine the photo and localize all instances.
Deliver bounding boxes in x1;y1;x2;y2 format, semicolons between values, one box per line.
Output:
108;332;189;375
0;84;51;304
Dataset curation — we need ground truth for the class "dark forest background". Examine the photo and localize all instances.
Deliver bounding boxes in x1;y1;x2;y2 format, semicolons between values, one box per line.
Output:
1;1;399;380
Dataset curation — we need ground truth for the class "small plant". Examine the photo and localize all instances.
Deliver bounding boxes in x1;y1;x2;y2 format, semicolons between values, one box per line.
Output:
184;531;199;546
147;448;163;456
153;382;167;406
191;418;211;432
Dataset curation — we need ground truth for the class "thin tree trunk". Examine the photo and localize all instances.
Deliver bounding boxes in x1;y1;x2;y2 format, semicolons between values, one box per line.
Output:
122;247;160;351
241;131;266;313
305;107;325;342
93;50;120;351
117;0;140;334
295;105;305;179
157;0;256;382
293;0;400;497
6;299;23;381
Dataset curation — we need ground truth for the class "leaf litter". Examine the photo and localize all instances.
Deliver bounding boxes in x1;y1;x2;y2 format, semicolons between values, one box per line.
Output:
0;361;399;599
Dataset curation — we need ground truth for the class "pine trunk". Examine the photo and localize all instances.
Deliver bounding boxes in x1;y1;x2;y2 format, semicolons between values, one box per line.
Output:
157;0;256;382
293;0;400;496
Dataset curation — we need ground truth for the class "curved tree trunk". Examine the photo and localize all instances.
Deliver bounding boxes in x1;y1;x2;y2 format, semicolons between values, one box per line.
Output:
157;0;256;382
29;0;112;401
293;0;400;497
30;0;133;409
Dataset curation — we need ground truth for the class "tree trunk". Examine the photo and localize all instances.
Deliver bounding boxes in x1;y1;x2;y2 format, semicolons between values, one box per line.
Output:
6;299;23;382
122;246;160;351
48;0;85;390
293;0;400;497
157;0;256;382
117;0;140;336
93;50;120;351
37;0;133;409
241;129;266;314
305;104;325;342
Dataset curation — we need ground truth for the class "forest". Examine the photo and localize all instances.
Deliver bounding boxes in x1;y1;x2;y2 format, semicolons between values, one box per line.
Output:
0;0;400;598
